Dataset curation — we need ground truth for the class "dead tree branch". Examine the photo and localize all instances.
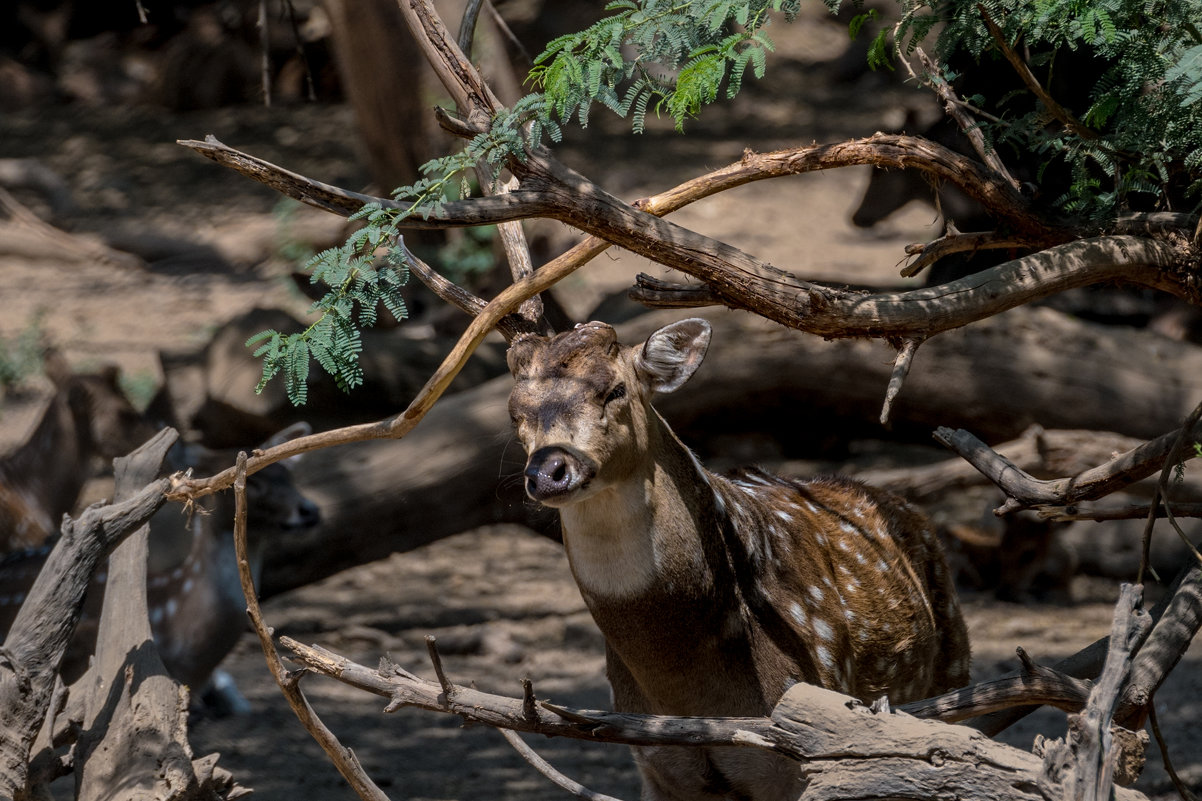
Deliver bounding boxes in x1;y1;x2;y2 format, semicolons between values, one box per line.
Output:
1036;584;1149;801
279;636;1149;801
900;231;1028;278
913;46;1020;190
0;431;173;799
932;421;1202;515
72;427;238;801
179;136;1198;345
969;562;1202;736
231;453;390;801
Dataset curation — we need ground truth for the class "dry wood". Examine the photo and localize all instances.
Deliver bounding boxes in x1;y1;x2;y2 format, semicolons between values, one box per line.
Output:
0;431;172;800
1036;585;1149;801
279;637;1149;801
73;428;240;801
933;422;1202;514
230;453;390;801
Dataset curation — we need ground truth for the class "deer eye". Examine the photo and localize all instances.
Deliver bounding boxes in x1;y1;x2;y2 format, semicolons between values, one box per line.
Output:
603;383;626;405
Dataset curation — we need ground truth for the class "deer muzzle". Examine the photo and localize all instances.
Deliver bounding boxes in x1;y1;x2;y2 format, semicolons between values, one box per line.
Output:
523;446;595;505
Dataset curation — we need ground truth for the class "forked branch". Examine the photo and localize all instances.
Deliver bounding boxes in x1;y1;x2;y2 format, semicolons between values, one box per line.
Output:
932;422;1202;515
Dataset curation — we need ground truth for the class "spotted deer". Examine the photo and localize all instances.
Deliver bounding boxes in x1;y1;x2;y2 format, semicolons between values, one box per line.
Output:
507;319;971;801
0;352;156;552
0;423;319;713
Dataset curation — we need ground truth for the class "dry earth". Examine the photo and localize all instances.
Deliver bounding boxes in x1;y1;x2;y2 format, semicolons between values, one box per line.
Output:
0;10;1200;800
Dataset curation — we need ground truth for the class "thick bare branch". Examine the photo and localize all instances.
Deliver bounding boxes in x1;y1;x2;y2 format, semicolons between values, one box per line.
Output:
0;431;173;799
932;421;1202;514
179;136;1196;345
281;638;1149;801
1116;565;1202;729
1037;585;1149;801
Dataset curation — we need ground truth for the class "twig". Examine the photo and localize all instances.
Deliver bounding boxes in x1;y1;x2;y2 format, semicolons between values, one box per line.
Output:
977;4;1097;142
914;47;1020;190
283;0;317;102
485;1;531;67
900;231;1027;278
1148;702;1201;801
232;453;391;801
498;729;628;801
880;338;922;426
258;0;271;108
522;678;538;721
1039;503;1202;522
1141;400;1202;584
424;636;454;699
456;0;485;56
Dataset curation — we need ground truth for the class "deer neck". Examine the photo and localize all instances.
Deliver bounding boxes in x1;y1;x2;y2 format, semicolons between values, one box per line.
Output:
559;408;724;605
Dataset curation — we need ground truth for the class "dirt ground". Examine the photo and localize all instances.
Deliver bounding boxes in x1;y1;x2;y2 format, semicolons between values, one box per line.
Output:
1;9;1200;801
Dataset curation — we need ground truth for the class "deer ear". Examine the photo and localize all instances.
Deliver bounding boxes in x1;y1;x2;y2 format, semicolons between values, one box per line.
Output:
506;334;540;378
637;318;711;394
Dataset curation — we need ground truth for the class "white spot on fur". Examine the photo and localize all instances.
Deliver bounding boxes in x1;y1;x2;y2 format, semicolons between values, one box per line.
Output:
774;510;794;524
182;578;194;595
789;602;808;628
165;598;178;618
809;585;824;603
150;606;164;625
816;644;834;670
813;618;834;641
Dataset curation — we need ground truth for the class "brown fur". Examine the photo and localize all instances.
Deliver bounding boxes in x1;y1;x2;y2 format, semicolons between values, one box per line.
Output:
0;356;156;551
508;320;970;801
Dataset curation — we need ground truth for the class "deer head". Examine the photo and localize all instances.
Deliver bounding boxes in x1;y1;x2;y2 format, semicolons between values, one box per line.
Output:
507;319;711;506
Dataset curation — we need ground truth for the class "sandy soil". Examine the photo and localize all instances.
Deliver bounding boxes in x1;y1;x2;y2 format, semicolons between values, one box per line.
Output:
0;10;1199;801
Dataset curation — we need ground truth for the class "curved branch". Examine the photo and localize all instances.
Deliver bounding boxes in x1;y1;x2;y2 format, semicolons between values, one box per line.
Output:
899;231;1029;278
279;637;1150;801
232;454;390;801
933;420;1202;514
180;135;1198;344
915;47;1020;190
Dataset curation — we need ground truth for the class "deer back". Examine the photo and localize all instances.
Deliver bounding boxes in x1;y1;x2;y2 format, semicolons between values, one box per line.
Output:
0;424;319;694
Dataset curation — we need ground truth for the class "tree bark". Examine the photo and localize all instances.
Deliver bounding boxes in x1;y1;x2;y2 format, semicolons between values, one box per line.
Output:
0;433;172;800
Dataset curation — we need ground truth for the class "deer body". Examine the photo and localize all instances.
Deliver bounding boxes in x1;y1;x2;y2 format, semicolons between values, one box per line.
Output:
0;424;319;711
507;320;970;801
0;356;154;552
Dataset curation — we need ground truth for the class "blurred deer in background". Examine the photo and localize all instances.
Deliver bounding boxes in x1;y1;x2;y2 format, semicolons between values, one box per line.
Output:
0;350;156;552
0;423;319;714
507;319;971;801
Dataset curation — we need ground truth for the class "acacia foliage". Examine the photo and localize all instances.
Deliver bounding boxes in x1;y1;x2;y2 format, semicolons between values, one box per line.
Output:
256;0;1202;403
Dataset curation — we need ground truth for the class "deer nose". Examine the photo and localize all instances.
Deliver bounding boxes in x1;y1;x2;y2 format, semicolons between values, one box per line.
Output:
524;446;590;503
